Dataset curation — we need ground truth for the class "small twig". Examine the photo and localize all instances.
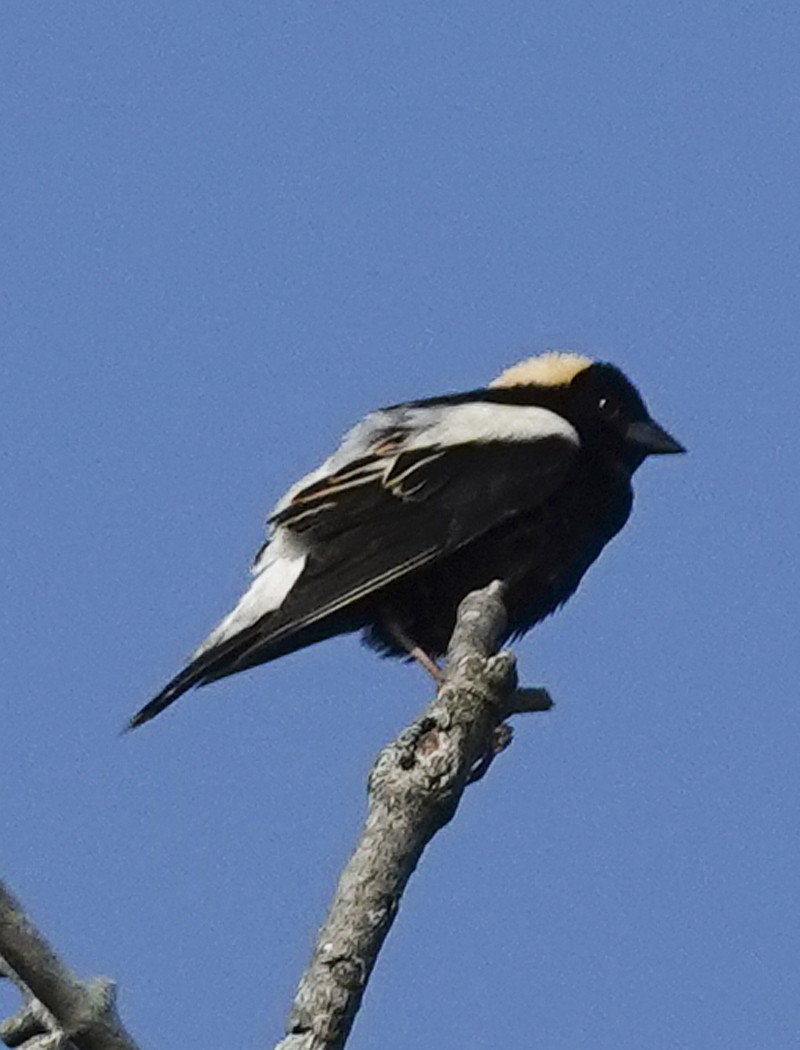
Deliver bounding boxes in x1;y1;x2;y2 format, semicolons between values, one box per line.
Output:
273;581;553;1050
0;879;140;1050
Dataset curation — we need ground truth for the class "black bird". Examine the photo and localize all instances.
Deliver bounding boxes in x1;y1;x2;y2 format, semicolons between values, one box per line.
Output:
129;352;683;729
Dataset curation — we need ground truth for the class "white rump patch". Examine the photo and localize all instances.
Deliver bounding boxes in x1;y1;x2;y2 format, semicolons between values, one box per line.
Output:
490;351;592;389
193;531;306;656
404;402;580;449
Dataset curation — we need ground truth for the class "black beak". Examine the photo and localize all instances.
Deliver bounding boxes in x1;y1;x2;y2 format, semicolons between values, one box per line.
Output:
626;419;686;455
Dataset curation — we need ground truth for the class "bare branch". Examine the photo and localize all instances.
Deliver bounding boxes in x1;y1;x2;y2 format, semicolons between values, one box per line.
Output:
1;583;552;1050
274;581;552;1050
0;879;140;1050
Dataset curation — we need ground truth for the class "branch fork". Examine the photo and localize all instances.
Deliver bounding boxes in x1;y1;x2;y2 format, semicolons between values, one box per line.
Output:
0;880;139;1050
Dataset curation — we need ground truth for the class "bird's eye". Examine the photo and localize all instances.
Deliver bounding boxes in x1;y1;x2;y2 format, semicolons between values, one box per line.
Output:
598;396;621;419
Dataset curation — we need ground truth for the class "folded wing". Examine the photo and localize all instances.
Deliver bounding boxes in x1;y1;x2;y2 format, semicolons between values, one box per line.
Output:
128;399;579;727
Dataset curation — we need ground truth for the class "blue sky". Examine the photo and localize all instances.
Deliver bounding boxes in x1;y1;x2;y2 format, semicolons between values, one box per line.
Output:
2;2;799;1047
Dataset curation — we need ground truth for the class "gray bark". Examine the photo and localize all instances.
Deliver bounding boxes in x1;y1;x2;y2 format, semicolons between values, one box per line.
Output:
274;581;552;1050
1;582;551;1050
0;880;140;1050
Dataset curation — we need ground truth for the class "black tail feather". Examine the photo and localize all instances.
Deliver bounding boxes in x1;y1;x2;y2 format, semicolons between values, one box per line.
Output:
125;624;267;731
125;612;359;731
125;662;208;731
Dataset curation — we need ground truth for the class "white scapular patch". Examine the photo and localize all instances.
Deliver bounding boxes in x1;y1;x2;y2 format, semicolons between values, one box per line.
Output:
269;399;579;519
193;530;306;655
490;351;592;389
403;401;580;449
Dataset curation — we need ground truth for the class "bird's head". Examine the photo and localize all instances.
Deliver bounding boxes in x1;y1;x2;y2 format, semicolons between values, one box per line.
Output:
491;351;685;471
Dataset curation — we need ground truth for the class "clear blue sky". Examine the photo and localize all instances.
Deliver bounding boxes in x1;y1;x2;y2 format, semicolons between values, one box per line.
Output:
2;3;798;1047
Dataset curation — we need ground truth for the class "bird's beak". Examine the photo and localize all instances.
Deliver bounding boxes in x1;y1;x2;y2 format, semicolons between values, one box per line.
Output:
626;419;686;455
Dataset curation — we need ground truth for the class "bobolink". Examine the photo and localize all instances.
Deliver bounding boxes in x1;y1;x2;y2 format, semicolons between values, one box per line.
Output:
129;352;683;729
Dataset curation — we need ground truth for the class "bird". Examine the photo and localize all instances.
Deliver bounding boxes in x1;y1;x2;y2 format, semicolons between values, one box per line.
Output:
128;351;684;729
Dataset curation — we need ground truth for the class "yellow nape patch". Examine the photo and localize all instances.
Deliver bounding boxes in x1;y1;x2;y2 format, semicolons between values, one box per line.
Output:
490;351;593;389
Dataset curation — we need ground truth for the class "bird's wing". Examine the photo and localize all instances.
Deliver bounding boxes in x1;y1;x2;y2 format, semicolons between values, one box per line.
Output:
220;398;581;650
128;399;579;728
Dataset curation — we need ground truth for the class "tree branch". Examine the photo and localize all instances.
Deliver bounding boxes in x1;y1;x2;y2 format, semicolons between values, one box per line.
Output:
274;581;552;1050
0;879;140;1050
1;583;552;1050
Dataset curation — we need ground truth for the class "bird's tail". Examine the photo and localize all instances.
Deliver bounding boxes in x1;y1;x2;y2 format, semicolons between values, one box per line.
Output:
125;612;350;731
124;627;261;731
